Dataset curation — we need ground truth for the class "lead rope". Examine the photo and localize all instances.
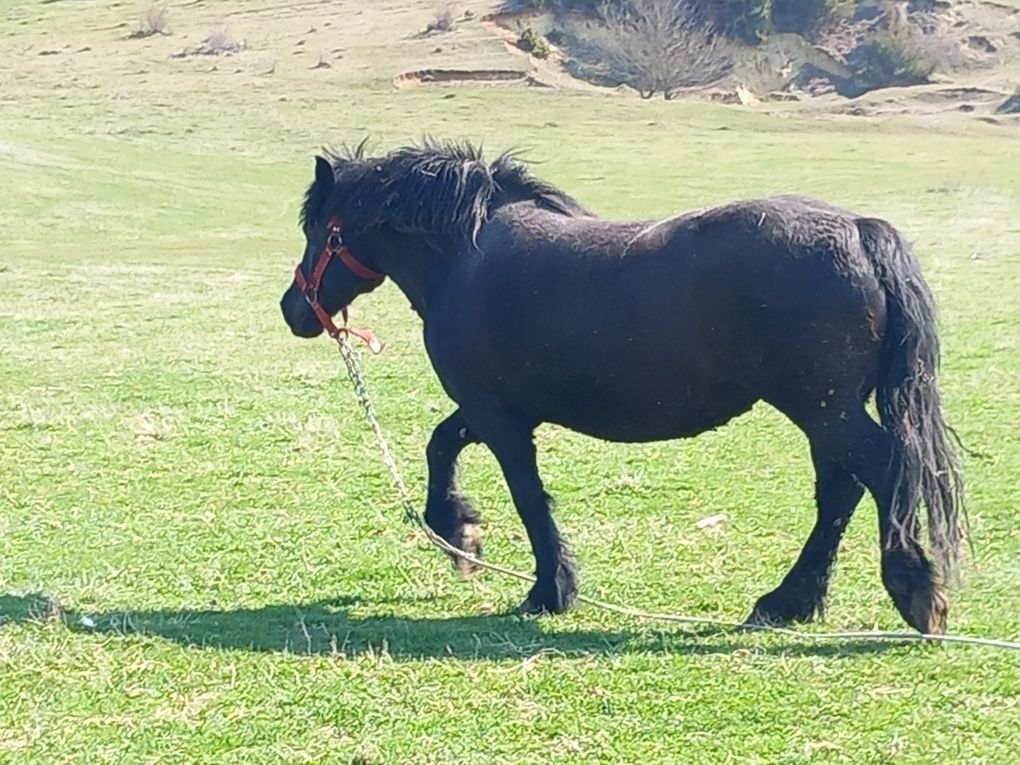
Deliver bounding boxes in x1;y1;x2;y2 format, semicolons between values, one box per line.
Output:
333;335;1020;652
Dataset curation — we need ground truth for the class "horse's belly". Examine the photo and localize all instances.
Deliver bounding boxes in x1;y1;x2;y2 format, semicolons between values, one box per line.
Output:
428;326;761;443
541;380;757;443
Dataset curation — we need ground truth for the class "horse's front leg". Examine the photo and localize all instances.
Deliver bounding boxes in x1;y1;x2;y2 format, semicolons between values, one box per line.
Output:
468;412;578;614
424;410;482;577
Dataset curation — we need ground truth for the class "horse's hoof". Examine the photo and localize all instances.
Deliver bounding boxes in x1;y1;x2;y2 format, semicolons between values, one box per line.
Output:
518;567;579;615
908;584;949;635
882;550;948;635
743;609;779;629
745;589;823;629
743;606;796;630
449;523;482;579
517;597;548;617
517;593;574;616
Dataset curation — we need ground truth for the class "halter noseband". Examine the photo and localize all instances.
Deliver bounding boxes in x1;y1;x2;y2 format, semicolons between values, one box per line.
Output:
293;216;383;351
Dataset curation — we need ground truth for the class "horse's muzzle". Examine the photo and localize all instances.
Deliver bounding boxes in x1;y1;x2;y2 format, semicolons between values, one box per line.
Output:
280;286;325;338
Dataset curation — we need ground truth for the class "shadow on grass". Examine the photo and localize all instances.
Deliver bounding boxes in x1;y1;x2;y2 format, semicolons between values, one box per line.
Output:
0;592;915;661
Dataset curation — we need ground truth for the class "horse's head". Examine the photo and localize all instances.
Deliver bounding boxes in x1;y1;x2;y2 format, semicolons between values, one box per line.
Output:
281;140;589;339
280;155;386;339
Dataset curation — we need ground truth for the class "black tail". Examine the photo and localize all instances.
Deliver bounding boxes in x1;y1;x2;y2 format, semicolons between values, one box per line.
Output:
857;218;966;577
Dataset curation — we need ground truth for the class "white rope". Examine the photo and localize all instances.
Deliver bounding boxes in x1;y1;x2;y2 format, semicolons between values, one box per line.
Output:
334;335;1020;652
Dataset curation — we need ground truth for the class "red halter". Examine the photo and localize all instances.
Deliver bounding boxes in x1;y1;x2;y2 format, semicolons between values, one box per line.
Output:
293;216;383;352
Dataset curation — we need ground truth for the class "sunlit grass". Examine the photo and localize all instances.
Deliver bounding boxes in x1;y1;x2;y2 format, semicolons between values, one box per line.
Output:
1;1;1019;762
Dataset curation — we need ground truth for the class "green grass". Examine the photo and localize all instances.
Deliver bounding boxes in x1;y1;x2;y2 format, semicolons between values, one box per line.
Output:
2;1;1020;763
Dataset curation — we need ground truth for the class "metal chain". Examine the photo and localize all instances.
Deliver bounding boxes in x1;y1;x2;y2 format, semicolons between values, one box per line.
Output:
335;335;541;585
332;335;1020;652
335;336;417;525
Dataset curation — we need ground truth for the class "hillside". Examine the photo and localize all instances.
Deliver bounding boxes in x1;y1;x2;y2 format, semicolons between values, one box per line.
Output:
488;0;1020;116
2;0;1017;125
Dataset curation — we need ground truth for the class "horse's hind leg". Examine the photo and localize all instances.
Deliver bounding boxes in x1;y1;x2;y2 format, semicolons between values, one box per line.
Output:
424;410;482;577
747;444;864;626
836;414;949;634
771;404;947;633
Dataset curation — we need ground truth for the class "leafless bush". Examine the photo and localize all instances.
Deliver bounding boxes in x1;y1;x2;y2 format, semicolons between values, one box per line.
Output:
203;26;245;55
169;25;247;58
128;5;169;39
425;4;457;34
596;0;733;99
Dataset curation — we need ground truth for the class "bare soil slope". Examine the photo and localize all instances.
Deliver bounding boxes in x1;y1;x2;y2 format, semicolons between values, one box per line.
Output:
1;0;1017;138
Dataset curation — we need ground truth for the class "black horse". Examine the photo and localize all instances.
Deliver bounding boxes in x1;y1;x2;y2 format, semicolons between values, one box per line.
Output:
279;141;964;634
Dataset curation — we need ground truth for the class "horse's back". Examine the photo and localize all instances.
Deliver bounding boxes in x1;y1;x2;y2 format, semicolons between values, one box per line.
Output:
651;195;865;262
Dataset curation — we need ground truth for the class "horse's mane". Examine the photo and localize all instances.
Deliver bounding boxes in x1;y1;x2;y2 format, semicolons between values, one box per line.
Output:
300;139;591;246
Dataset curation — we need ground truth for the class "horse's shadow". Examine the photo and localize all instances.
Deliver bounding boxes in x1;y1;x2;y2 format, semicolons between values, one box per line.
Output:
0;592;909;661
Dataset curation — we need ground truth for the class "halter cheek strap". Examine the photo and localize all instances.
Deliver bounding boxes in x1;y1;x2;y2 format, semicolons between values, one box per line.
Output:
293;217;384;353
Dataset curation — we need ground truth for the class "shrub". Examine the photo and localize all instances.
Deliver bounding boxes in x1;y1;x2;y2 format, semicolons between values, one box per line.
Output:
708;0;772;43
129;5;169;39
516;27;551;57
204;26;245;55
771;0;852;35
506;0;859;43
855;28;936;88
425;4;457;34
596;0;732;98
169;26;246;58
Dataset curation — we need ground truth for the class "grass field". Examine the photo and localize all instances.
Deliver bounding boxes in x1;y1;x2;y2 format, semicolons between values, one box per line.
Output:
2;1;1020;763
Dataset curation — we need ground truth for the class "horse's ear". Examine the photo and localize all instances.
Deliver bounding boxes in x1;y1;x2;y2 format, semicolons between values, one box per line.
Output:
314;155;334;189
